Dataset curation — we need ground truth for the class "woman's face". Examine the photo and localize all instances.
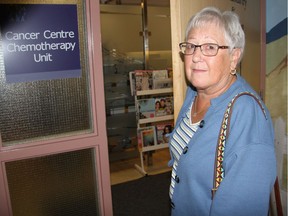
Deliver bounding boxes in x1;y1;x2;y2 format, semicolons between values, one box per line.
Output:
155;102;160;109
184;23;239;94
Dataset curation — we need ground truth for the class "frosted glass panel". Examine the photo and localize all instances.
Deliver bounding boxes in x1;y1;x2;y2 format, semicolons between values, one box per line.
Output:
6;148;100;216
0;1;92;146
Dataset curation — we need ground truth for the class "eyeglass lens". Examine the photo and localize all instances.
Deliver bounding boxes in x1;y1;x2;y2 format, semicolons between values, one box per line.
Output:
180;43;228;56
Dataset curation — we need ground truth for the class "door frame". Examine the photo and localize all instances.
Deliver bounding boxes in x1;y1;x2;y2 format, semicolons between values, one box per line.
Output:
0;0;112;215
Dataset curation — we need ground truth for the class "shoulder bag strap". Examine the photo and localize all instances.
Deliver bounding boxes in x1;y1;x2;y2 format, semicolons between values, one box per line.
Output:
211;91;267;199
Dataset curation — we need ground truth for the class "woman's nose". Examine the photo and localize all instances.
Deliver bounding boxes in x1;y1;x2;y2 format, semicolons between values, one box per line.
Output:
192;47;202;62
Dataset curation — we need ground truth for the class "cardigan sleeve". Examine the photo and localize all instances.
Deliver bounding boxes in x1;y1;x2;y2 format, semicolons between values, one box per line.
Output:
209;95;277;216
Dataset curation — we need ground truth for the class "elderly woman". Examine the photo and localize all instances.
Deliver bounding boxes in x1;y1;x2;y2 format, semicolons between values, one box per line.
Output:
168;7;276;216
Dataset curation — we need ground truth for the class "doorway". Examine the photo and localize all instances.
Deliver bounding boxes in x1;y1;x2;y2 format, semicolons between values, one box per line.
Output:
99;1;172;181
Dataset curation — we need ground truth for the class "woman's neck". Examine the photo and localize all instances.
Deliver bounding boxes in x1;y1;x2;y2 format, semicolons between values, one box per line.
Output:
191;74;236;123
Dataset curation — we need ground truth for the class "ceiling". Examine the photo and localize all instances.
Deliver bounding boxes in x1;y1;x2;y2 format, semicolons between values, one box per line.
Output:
100;0;170;7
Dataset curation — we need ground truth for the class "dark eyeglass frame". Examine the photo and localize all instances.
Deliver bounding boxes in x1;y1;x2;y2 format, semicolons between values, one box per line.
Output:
179;42;229;56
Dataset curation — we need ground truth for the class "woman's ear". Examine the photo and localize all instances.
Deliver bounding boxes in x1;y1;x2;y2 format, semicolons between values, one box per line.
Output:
179;51;184;62
230;48;241;70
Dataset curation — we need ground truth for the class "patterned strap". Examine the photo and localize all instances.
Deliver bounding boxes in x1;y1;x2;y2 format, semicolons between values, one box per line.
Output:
211;92;267;199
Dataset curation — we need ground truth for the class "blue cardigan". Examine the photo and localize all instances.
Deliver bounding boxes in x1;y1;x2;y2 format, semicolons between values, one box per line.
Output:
168;74;276;216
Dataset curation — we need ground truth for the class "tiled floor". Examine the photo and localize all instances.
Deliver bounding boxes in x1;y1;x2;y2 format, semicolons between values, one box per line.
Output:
109;148;171;185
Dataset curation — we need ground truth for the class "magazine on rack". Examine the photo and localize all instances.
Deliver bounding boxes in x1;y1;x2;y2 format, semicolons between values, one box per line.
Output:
134;70;153;91
154;122;174;144
137;98;156;119
137;126;157;150
152;69;172;89
129;69;173;95
155;96;174;117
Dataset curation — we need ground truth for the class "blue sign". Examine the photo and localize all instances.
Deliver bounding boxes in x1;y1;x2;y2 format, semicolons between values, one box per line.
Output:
0;4;81;83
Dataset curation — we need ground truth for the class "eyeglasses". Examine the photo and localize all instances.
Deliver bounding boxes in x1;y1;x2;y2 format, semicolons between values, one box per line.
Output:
179;42;229;56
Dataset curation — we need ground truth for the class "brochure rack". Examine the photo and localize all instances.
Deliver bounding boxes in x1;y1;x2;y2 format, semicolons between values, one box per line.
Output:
130;69;174;175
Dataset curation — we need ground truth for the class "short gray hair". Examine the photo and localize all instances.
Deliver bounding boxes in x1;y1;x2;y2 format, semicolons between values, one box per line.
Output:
185;7;245;63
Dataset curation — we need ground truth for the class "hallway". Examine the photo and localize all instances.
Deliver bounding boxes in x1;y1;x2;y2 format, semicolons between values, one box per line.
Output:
110;148;171;185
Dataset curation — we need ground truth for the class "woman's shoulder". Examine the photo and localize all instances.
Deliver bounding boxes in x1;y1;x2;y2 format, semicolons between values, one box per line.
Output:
230;91;270;125
225;75;261;103
233;76;266;111
213;75;268;119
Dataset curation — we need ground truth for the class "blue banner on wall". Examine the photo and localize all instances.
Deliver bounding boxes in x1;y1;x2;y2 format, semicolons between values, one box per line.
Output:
0;4;81;83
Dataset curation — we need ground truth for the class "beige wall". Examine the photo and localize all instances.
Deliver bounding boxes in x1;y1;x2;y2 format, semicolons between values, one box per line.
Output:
266;36;287;125
265;35;287;214
170;0;263;118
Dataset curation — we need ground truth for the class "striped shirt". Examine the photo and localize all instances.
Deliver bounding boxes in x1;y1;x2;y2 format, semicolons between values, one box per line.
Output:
169;103;200;199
